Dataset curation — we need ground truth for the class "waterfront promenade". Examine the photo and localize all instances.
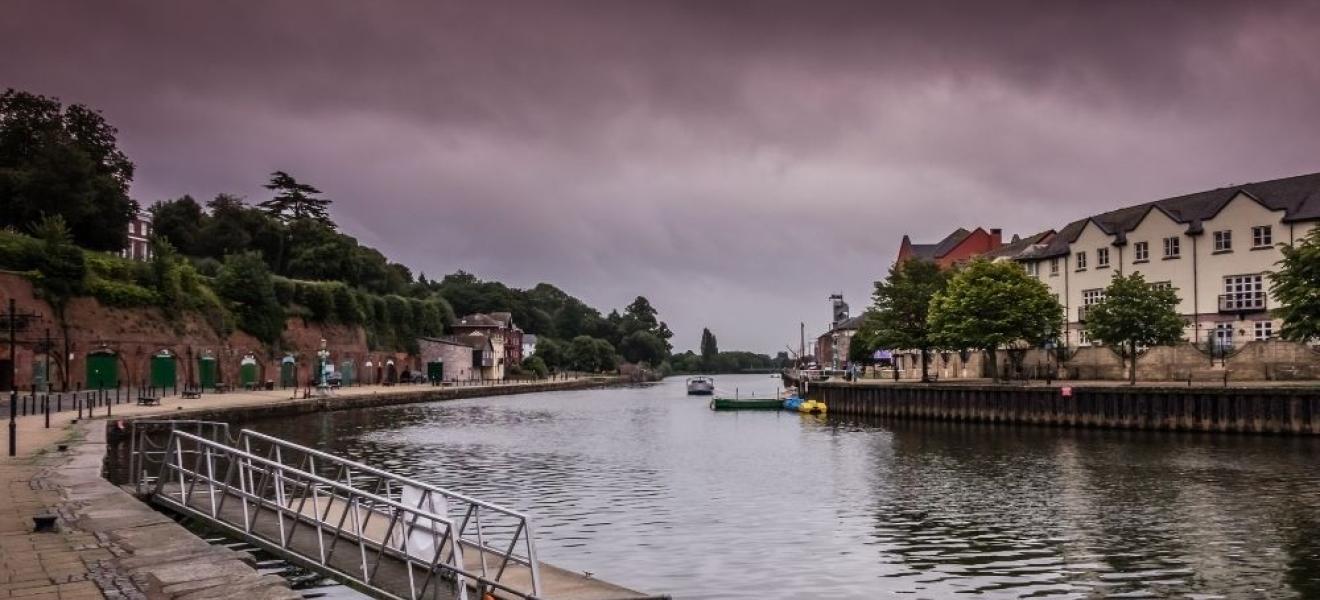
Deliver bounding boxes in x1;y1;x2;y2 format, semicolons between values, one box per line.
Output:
0;378;616;600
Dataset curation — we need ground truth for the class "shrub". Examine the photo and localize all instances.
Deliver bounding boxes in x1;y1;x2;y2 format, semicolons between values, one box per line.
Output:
215;252;284;345
522;355;549;379
300;282;335;322
332;284;363;324
87;276;158;307
0;230;40;271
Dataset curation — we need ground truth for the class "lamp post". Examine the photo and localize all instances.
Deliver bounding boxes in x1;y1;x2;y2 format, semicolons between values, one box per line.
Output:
316;338;329;395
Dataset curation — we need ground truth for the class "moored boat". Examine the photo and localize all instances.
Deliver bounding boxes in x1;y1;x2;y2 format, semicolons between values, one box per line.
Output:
686;376;715;395
709;397;783;410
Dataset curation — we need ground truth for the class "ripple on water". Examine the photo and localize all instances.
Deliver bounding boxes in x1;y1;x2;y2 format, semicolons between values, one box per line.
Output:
241;376;1320;599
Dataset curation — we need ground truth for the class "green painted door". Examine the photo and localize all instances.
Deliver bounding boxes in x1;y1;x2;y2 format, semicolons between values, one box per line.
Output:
86;353;118;389
427;361;443;383
240;359;258;387
198;357;217;389
280;359;296;388
150;354;176;389
340;361;354;385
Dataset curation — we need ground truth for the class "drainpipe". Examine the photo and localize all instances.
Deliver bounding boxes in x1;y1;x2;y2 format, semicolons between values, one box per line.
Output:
1191;234;1200;346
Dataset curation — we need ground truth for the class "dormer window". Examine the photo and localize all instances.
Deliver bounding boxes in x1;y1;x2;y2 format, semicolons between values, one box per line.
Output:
1096;247;1110;268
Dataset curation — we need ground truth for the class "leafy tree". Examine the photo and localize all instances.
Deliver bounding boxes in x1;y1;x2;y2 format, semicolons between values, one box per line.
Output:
149;236;183;316
1084;272;1185;385
0;89;136;251
28;215;86;310
332;284;363;323
259;171;333;226
592;337;619;372
149;196;205;256
928;259;1062;382
215;252;284;345
1270;226;1320;343
863;259;949;382
619;330;667;366
535;337;566;371
699;328;718;370
522;355;549;379
567;335;601;372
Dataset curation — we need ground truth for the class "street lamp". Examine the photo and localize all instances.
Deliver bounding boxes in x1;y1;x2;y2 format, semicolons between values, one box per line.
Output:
316;338;330;395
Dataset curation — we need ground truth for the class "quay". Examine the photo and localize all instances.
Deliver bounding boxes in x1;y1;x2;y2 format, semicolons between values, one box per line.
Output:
800;378;1320;434
1;378;661;600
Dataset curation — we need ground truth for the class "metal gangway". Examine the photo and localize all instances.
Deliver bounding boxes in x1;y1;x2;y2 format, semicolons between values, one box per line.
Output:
128;421;543;600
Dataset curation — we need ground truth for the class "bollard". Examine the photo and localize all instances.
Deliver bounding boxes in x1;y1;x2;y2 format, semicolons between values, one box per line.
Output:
8;390;16;456
44;396;49;429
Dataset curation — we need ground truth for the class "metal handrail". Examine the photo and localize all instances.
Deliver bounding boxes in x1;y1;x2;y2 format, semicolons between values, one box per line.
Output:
129;420;234;495
152;430;553;600
236;429;543;595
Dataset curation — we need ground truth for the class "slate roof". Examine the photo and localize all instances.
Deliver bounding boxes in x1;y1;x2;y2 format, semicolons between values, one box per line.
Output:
982;230;1055;260
833;315;866;331
453;313;502;328
1025;171;1320;259
905;228;972;260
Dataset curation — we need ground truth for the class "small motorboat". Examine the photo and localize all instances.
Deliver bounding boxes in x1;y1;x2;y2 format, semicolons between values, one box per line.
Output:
686;376;715;395
782;395;826;414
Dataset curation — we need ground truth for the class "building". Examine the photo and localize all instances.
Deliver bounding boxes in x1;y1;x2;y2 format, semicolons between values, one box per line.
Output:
122;210;152;261
522;333;538;358
450;312;522;372
1004;172;1320;350
816;315;864;371
416;337;477;381
896;227;1004;268
454;334;501;380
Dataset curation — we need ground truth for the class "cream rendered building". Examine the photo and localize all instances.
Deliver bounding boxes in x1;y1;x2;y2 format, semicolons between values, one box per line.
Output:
1013;172;1320;350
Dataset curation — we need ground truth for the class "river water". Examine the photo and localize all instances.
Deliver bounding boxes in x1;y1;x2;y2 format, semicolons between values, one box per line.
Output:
240;374;1320;599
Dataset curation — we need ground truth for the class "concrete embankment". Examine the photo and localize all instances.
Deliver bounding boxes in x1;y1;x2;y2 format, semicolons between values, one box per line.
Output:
2;377;635;600
812;381;1320;434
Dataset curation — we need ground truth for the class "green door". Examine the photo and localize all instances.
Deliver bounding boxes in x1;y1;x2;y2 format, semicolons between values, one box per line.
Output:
340;361;354;386
427;361;443;383
150;352;176;389
240;357;258;387
86;352;118;389
280;358;296;388
198;357;217;389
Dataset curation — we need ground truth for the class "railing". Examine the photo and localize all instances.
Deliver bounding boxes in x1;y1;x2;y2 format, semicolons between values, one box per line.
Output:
1219;291;1267;312
136;424;543;600
237;429;542;597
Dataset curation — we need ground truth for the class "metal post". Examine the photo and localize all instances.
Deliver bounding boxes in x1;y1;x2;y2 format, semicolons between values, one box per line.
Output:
43;328;50;394
43;395;49;428
7;390;15;456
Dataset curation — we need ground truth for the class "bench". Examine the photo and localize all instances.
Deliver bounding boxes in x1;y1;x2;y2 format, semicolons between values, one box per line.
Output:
137;395;160;406
213;383;229;394
182;387;202;399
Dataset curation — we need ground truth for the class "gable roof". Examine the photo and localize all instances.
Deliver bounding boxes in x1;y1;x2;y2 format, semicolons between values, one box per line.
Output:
1028;171;1320;258
905;228;972;260
983;229;1054;260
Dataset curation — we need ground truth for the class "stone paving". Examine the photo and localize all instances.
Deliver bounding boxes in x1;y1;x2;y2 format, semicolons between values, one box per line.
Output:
0;380;586;600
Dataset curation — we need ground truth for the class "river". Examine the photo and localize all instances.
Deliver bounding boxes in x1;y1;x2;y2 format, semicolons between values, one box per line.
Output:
240;374;1320;599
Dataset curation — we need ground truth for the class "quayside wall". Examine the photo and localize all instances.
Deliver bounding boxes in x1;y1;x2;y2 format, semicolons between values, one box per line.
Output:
812;382;1320;435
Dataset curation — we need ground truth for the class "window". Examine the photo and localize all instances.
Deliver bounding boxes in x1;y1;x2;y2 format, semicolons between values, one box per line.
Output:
1078;329;1090;345
1075;251;1088;270
1152;281;1174;292
1163;236;1181;258
1222;274;1265;311
1096;247;1110;268
1252;226;1273;248
1213;230;1232;252
1134;241;1149;262
1254;321;1274;341
1023;261;1038;276
1213;322;1234;349
1082;289;1106;305
1050;258;1059;276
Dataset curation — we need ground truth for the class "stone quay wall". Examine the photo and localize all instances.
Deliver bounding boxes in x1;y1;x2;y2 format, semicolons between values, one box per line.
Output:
812;382;1320;435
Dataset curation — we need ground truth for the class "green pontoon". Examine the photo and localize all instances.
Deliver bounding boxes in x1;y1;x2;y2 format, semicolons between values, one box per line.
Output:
709;397;783;410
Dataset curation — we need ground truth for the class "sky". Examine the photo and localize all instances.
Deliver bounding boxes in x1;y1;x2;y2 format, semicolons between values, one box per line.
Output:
4;1;1320;354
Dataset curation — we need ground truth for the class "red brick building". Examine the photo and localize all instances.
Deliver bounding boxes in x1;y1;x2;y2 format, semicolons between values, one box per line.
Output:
895;227;1004;268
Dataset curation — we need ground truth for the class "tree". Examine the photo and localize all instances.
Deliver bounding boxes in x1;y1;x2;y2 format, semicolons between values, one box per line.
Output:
215;252;285;345
619;330;667;365
28;215;86;311
259;171;333;226
568;335;601;372
535;337;566;371
928;259;1063;382
863;259;949;382
1084;272;1185;385
149;196;205;256
522;355;549;379
1270;226;1320;343
0;89;136;251
699;328;718;370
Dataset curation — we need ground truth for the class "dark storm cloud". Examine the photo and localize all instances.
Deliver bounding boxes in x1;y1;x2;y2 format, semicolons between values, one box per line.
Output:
5;1;1320;352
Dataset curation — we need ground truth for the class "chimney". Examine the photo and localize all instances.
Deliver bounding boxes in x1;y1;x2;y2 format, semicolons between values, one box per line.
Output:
989;228;1003;249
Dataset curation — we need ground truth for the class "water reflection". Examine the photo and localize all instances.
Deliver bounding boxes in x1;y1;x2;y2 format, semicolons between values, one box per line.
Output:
237;375;1320;599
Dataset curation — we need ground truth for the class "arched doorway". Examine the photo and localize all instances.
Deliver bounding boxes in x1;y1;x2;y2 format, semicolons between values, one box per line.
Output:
150;349;177;391
239;355;259;389
280;355;297;388
197;352;217;389
86;348;118;390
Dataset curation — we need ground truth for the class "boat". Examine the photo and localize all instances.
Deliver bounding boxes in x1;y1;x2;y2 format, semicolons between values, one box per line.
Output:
782;394;826;414
686;376;715;395
710;397;783;410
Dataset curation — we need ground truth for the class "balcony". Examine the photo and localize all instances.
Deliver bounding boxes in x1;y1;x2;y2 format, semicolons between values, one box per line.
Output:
1218;291;1267;313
